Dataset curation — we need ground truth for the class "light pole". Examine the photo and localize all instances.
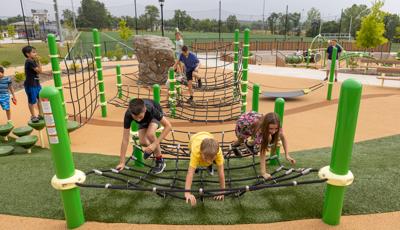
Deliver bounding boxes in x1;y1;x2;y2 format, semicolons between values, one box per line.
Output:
70;0;77;33
218;0;221;41
134;0;138;35
262;0;266;35
159;0;165;37
19;0;30;45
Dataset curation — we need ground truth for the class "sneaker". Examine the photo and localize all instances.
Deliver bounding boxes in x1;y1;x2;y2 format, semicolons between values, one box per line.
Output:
31;116;39;123
187;96;194;104
37;115;44;120
323;77;328;81
245;141;257;154
197;79;202;88
207;165;214;176
152;158;166;174
232;148;242;157
335;78;338;82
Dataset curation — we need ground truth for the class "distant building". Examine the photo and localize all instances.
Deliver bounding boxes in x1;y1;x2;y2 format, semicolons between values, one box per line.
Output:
31;9;49;24
9;9;57;40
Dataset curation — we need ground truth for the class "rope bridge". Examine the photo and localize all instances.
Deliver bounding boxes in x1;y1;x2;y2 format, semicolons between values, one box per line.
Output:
77;129;326;200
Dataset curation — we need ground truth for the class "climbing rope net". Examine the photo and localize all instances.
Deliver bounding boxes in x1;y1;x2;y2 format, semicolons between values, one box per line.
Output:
77;129;326;200
108;43;244;122
61;53;99;126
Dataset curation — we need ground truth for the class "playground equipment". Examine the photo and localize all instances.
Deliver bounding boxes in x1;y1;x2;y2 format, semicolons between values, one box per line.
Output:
28;120;46;148
109;28;249;123
15;135;38;153
0;145;14;156
12;126;33;137
0;123;14;141
42;75;362;227
48;31;105;127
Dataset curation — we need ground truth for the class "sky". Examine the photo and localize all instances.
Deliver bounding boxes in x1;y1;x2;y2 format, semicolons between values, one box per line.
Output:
2;0;399;21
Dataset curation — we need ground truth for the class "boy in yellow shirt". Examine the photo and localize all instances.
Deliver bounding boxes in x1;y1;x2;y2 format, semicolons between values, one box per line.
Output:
184;132;225;206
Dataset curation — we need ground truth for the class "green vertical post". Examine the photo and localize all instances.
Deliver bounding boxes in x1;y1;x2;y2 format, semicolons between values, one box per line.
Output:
326;47;337;101
39;87;85;229
270;97;285;166
153;84;161;104
306;48;311;67
92;29;107;117
252;84;259;112
116;64;122;99
233;29;239;82
241;28;250;114
322;79;362;225
47;34;67;121
168;68;176;118
131;119;144;167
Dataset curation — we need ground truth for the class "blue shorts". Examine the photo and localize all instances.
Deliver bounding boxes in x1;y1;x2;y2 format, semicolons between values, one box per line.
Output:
25;85;42;104
0;94;10;111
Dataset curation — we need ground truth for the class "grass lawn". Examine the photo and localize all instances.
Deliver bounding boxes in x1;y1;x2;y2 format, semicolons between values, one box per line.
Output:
0;43;68;67
0;134;399;224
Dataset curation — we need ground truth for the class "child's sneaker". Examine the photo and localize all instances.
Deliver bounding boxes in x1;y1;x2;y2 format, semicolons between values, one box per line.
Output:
152;158;166;174
37;115;44;120
31;116;39;123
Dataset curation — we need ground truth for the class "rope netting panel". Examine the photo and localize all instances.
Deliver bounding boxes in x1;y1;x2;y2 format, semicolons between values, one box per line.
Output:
61;53;99;126
108;72;243;122
78;144;325;200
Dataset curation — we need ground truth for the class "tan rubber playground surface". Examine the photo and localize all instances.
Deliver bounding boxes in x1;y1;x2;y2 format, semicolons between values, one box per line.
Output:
2;61;400;229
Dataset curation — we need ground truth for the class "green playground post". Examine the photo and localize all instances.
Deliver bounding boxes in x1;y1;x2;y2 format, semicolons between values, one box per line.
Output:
92;29;107;117
47;34;67;121
233;29;240;99
269;97;285;166
306;48;311;67
168;68;176;118
116;64;122;99
326;47;338;101
233;29;239;82
241;28;250;113
39;86;85;229
322;79;362;225
131;119;144;167
252;84;260;112
153;84;161;104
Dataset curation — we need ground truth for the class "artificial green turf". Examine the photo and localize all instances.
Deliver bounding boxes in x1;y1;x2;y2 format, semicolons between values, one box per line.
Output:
0;135;399;224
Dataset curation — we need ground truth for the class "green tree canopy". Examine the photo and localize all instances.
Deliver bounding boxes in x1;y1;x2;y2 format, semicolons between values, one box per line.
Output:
173;10;192;31
356;0;388;49
77;0;111;29
144;5;160;32
226;15;240;32
384;13;400;41
118;19;133;41
341;4;370;37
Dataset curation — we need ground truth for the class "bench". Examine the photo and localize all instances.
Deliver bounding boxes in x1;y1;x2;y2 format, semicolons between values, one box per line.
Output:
376;67;400;86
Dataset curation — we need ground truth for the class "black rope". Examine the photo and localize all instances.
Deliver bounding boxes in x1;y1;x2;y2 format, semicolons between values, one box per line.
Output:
62;53;99;126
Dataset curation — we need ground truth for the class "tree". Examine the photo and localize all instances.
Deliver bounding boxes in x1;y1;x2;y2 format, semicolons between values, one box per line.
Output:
341;4;370;37
304;8;321;32
7;25;15;43
384;13;400;41
267;13;280;34
356;1;388;49
226;15;240;32
320;20;340;34
77;0;111;29
173;10;192;31
62;9;75;28
144;5;159;32
118;19;133;41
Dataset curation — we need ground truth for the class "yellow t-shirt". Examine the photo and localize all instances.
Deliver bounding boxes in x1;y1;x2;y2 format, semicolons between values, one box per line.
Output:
188;132;224;168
